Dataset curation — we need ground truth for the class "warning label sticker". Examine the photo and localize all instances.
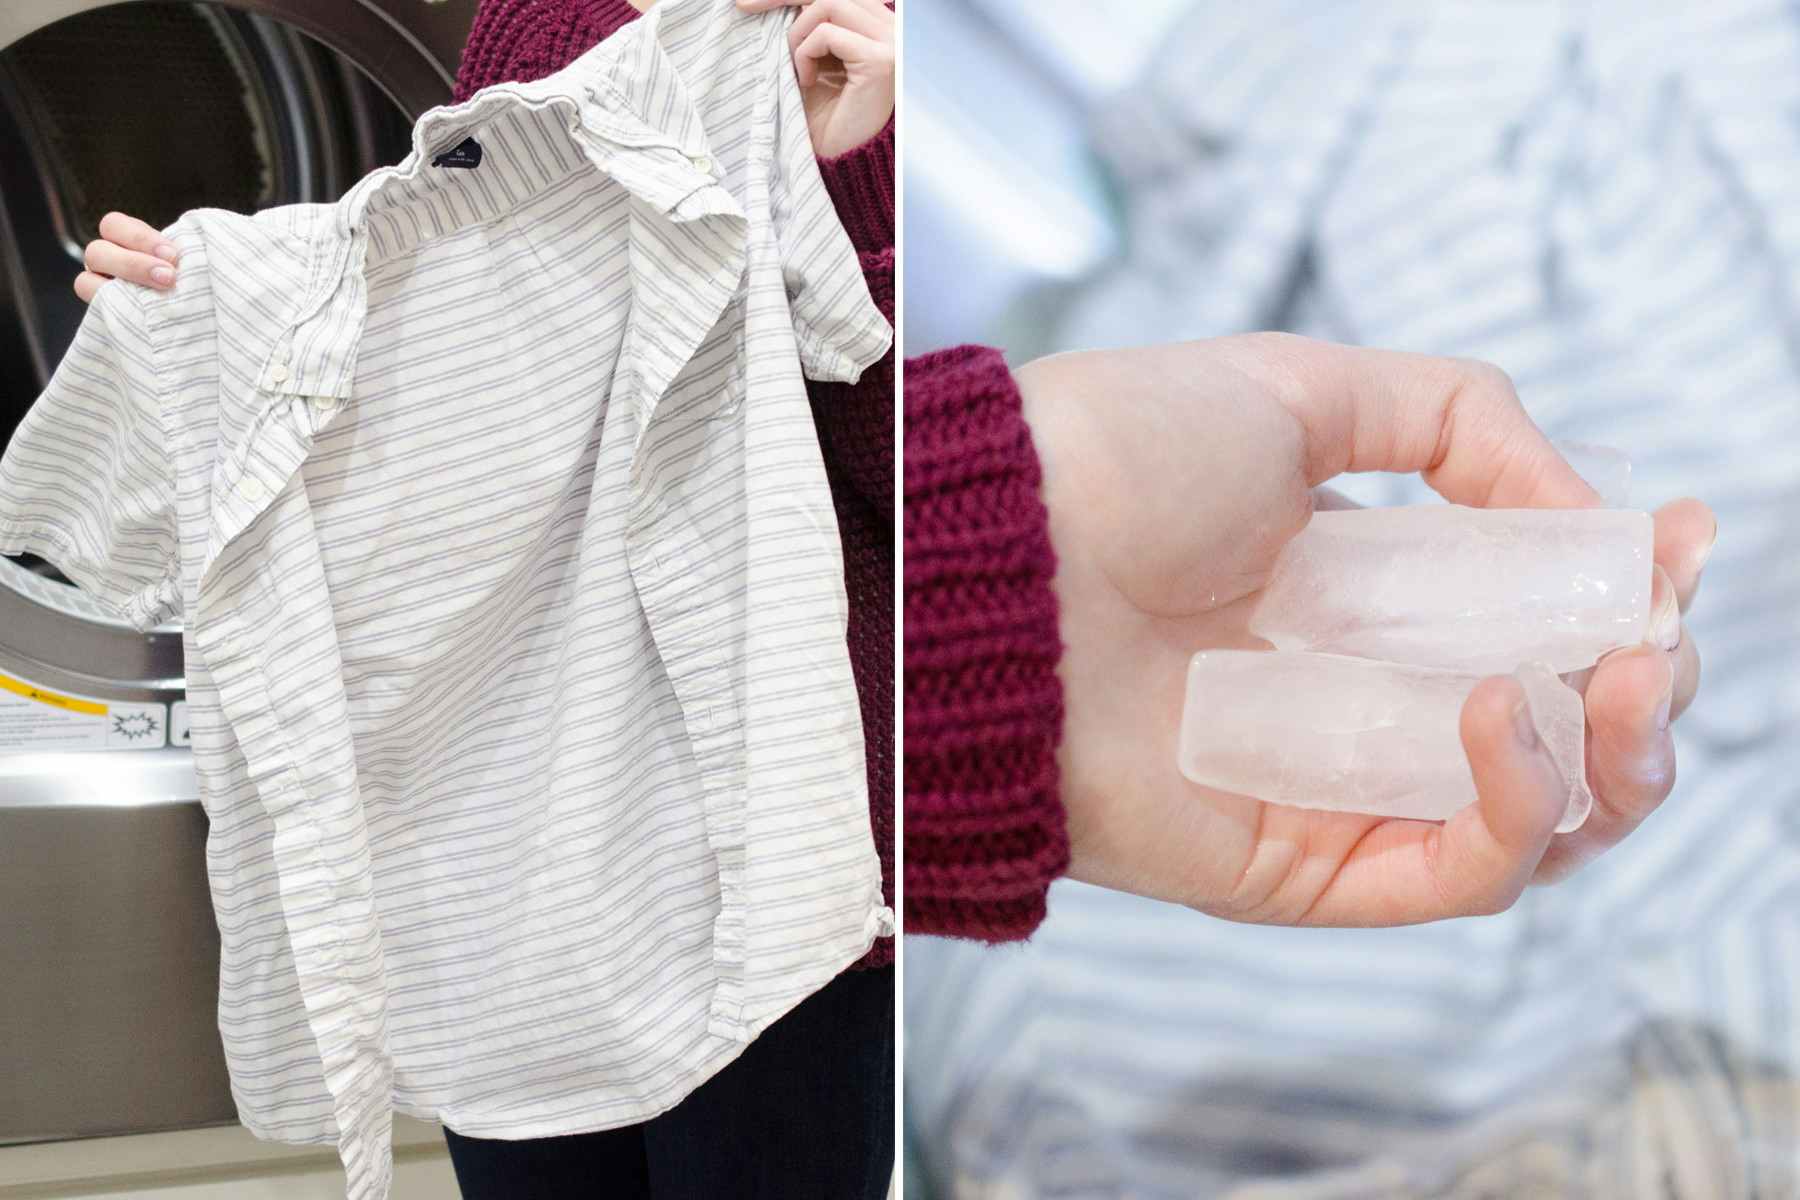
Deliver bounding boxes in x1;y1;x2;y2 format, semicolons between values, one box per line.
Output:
0;669;169;752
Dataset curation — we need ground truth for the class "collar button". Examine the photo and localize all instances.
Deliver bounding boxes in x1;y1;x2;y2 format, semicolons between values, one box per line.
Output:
267;363;291;386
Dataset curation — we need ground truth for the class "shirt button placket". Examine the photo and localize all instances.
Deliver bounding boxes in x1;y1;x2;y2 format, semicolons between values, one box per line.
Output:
267;339;294;389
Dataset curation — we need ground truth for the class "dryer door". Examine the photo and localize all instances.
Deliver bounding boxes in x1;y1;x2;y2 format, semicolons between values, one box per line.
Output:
0;0;473;1144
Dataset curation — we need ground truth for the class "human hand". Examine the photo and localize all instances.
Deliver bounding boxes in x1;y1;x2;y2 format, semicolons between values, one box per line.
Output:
1015;333;1714;926
74;211;177;302
736;0;894;158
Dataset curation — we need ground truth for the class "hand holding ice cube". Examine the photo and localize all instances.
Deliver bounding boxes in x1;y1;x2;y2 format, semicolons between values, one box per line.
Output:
1175;504;1659;834
1015;333;1713;926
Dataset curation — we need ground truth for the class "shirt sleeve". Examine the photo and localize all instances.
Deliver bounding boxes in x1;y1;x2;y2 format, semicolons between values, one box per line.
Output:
0;281;181;632
768;27;895;385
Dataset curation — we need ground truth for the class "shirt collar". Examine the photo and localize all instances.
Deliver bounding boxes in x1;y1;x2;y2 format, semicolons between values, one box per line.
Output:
202;0;752;587
255;0;742;405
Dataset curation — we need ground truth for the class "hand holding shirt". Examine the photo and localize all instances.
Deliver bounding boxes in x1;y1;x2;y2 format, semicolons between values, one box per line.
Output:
0;2;893;1197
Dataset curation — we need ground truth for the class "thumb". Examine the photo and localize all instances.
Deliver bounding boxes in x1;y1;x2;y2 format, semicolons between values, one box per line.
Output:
1429;676;1566;916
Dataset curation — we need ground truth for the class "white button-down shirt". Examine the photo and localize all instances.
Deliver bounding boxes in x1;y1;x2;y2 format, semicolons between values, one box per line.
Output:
0;1;893;1195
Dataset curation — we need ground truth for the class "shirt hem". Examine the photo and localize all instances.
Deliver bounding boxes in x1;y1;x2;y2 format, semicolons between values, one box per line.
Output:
394;899;892;1143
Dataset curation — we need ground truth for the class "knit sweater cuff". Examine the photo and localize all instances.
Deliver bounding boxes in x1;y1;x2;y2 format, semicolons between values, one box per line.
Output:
903;345;1069;943
817;114;895;256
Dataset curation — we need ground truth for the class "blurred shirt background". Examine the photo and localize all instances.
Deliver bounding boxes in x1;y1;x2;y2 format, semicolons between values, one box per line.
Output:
905;3;1800;1196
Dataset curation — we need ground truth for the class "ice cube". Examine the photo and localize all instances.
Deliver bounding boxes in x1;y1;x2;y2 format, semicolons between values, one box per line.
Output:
1249;506;1653;674
1177;650;1591;832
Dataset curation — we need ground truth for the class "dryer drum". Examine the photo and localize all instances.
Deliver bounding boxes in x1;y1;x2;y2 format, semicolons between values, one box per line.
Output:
0;1;423;424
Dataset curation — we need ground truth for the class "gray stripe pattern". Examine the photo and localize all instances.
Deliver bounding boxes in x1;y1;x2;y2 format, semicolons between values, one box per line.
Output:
907;2;1800;1197
1;2;892;1197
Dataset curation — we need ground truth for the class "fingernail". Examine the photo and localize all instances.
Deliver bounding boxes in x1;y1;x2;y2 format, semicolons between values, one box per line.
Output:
153;242;178;263
1513;699;1540;750
151;265;174;286
1653;655;1675;732
1696;515;1719;573
1651;569;1680;651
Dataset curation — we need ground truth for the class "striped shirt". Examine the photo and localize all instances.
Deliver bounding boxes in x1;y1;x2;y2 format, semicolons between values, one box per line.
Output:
0;2;893;1197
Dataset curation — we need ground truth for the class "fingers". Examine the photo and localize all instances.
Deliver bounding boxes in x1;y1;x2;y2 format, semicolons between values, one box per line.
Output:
1642;563;1699;723
1530;506;1709;884
1289;677;1565;925
1648;564;1680;653
737;0;890;14
1532;645;1677;883
1645;499;1714;721
1652;497;1717;612
97;210;176;261
792;20;890;88
788;0;891;45
1670;628;1701;723
1224;333;1599;510
1432;676;1570;912
78;212;177;300
735;0;892;155
83;239;176;290
1202;333;1712;903
735;0;892;87
73;271;109;304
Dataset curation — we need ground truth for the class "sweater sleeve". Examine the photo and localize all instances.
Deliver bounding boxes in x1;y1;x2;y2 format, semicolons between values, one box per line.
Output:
903;345;1070;942
817;113;894;257
808;115;897;971
807;114;895;518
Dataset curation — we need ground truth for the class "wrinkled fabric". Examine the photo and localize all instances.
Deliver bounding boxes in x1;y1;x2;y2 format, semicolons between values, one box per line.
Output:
1;2;891;1197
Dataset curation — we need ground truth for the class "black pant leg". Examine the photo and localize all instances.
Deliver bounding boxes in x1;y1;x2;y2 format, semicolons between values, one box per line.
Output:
442;1119;653;1199
642;964;895;1200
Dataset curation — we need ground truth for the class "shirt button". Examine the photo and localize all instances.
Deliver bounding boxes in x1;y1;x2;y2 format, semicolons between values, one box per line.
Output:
310;395;334;415
239;474;267;502
267;363;290;386
690;153;713;174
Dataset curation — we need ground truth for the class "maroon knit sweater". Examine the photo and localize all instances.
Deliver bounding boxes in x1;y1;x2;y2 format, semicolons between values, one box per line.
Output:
903;347;1068;942
454;0;894;969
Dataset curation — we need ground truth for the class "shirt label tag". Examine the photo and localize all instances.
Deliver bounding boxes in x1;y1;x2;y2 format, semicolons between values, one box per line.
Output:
431;136;483;169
